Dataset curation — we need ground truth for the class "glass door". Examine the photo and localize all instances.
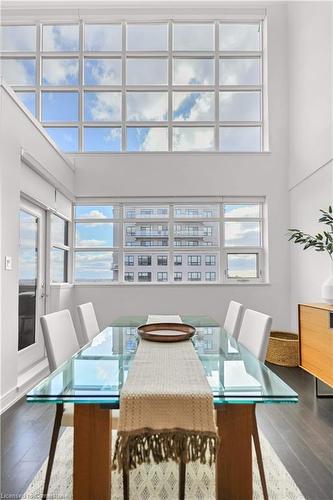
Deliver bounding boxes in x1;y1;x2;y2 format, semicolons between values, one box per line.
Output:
18;199;46;373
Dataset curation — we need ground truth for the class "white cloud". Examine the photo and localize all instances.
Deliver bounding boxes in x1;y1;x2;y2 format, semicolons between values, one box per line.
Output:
141;128;168;151
77;239;107;247
80;209;107;219
43;59;78;85
1;25;35;51
85;59;121;85
225;221;259;244
43;25;79;51
84;25;121;51
173;127;214;151
173;59;214;85
173;24;214;51
1;59;34;85
127;59;167;85
127;92;167;121
86;92;121;121
225;205;260;218
173;92;214;121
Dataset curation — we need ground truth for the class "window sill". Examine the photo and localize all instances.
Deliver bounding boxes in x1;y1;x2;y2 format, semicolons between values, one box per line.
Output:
68;151;272;157
74;281;270;287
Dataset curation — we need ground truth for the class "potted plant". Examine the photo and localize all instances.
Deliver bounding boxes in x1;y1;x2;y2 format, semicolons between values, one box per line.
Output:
288;206;333;303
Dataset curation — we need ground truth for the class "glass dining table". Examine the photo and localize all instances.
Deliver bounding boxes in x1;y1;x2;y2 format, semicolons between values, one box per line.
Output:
27;315;298;500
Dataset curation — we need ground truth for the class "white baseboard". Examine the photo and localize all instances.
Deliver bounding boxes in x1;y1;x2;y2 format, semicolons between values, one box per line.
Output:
1;359;50;414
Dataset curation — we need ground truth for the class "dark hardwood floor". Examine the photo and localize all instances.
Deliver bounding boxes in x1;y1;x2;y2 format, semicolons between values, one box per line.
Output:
1;365;332;499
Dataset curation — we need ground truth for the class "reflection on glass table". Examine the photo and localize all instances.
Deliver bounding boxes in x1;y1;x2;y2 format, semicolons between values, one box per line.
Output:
27;316;298;405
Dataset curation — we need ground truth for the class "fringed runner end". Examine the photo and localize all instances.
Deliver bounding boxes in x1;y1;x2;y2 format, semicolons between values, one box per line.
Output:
112;429;218;473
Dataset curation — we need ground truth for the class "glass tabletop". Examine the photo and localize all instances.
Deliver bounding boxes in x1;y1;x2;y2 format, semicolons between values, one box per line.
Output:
27;315;298;405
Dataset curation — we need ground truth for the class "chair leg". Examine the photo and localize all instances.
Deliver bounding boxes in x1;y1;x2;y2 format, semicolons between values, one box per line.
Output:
179;459;186;500
123;467;129;500
42;403;64;499
252;408;269;500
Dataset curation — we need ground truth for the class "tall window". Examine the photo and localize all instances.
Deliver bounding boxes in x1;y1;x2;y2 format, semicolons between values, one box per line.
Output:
73;199;265;283
0;21;264;152
50;213;69;283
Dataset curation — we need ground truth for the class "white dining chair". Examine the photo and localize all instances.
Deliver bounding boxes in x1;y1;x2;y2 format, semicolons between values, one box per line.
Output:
40;309;118;498
238;308;272;362
77;302;100;345
223;300;244;339
237;308;272;500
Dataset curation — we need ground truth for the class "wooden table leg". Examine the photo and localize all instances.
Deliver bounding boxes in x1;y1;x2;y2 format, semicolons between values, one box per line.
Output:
73;404;112;500
216;405;253;500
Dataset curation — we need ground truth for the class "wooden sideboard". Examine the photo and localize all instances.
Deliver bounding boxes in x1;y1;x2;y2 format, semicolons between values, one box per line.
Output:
298;304;333;389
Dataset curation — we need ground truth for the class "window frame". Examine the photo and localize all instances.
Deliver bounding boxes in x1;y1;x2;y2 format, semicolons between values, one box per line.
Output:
49;212;70;284
73;198;265;284
1;19;266;153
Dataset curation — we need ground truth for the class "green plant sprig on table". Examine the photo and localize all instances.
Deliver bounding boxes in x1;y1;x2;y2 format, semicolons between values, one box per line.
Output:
288;206;333;260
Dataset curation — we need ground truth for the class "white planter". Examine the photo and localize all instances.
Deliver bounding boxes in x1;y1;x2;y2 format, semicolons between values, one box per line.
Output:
321;275;333;304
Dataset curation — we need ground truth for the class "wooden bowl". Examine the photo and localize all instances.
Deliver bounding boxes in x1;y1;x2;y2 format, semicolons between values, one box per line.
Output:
137;323;196;342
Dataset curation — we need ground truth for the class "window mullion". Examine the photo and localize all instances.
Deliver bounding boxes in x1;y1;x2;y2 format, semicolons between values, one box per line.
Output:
168;20;172;152
122;21;126;151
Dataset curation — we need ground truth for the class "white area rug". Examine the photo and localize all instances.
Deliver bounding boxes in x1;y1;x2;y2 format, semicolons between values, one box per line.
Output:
25;428;304;500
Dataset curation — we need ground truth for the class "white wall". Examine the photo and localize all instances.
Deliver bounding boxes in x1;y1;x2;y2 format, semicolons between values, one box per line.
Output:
0;82;75;410
288;2;333;330
71;3;291;331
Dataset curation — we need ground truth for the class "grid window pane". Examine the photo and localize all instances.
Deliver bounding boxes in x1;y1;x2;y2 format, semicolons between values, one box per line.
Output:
42;92;79;122
84;127;121;152
75;222;119;247
127;92;168;121
227;253;258;278
75;251;118;282
42;58;79;85
1;25;36;51
84;92;121;121
219;126;261;152
173;127;214;152
188;272;201;281
51;214;68;246
173;92;214;121
174;222;219;246
15;91;36;115
173;58;214;85
75;205;120;219
224;204;261;218
127;24;168;51
174;204;219;218
44;127;78;152
51;248;67;283
224;221;261;246
84;58;121;85
126;59;168;85
73;201;263;283
124;206;169;219
127;127;168;152
42;24;79;52
1;59;35;85
84;24;122;51
219;23;261;51
124;223;169;247
219;58;261;85
173;24;214;51
219;91;261;121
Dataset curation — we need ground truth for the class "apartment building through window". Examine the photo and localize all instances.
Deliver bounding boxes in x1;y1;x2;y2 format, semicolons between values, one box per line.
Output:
73;199;265;283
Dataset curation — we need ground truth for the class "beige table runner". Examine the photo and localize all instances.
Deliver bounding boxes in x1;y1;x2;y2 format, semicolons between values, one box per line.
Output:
113;315;218;472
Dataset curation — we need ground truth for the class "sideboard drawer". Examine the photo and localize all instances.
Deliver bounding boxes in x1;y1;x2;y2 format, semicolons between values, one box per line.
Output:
299;305;333;387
